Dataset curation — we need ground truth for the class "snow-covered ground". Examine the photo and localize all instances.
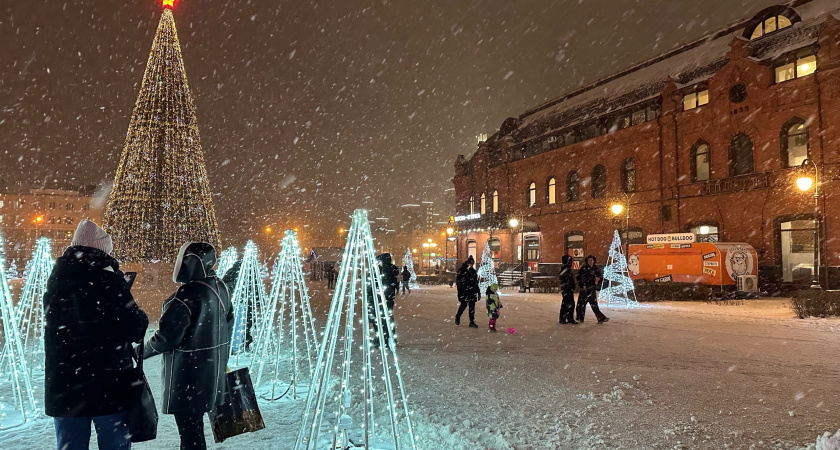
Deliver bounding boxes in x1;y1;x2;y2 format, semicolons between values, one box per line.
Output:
2;285;840;449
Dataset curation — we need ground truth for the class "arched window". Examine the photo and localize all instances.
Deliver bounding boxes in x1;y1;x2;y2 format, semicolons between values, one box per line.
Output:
691;141;711;182
621;158;636;193
492;190;499;213
469;196;475;214
750;15;792;39
480;193;486;215
781;118;809;168
591;164;606;198
527;182;536;207
729;133;754;176
566;171;579;201
547;177;557;205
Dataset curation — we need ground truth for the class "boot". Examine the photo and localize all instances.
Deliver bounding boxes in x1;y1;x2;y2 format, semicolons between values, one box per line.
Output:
455;317;460;326
468;322;478;328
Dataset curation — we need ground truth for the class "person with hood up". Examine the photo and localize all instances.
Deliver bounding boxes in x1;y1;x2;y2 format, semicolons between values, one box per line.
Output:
454;256;480;328
576;255;609;323
144;242;234;450
368;253;401;345
485;283;502;331
44;219;149;450
400;265;412;295
558;255;577;324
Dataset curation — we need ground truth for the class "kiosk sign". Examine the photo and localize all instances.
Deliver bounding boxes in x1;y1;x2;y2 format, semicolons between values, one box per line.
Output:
646;233;696;245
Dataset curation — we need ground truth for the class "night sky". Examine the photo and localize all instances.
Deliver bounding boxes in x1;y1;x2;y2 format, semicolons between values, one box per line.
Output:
0;0;782;247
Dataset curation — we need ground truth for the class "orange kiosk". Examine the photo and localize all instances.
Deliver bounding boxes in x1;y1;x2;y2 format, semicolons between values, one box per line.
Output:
627;235;757;286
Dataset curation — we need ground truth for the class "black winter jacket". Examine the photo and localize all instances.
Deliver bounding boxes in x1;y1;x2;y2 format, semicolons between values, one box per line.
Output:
455;263;480;302
577;255;603;291
559;265;576;294
44;246;148;417
144;243;234;415
401;268;411;282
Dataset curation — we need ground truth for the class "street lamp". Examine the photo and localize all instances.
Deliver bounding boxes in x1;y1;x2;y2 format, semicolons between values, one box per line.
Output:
446;227;455;271
509;215;525;289
610;192;631;256
797;158;821;289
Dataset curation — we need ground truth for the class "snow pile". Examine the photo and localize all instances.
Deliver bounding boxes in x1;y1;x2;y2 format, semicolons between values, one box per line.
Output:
801;429;840;450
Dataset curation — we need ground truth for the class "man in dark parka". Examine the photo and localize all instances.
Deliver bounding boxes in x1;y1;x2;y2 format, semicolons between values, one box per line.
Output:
144;242;234;450
558;255;577;324
576;254;609;323
454;256;480;328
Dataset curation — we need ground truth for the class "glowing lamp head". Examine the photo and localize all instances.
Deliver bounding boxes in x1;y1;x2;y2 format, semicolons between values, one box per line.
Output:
162;0;176;9
446;227;454;235
797;176;814;192
699;225;710;235
509;218;519;228
265;226;272;233
611;204;624;215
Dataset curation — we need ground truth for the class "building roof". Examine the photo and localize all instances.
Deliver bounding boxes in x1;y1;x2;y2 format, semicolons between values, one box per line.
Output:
498;0;840;145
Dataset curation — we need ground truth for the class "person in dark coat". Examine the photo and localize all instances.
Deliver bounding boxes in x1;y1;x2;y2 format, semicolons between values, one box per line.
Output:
325;263;335;289
400;265;412;295
368;253;400;345
576;255;609;323
44;219;148;450
144;242;234;450
454;256;480;328
558;255;577;324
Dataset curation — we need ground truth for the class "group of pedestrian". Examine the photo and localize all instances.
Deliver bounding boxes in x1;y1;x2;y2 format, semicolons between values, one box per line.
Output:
44;219;233;450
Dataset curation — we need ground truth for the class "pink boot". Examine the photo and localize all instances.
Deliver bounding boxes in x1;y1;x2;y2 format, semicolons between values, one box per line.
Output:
489;318;497;331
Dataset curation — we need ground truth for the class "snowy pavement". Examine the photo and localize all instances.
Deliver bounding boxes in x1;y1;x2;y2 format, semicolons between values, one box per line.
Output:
2;285;840;449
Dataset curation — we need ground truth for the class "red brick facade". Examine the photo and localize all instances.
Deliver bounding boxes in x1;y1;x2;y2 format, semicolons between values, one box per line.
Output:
453;1;840;288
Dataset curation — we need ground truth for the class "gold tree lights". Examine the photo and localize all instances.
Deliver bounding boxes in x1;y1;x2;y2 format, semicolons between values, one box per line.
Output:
104;0;220;262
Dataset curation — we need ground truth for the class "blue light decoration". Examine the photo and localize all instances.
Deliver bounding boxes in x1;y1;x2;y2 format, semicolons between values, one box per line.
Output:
599;230;639;306
0;229;39;428
477;240;498;296
217;246;237;279
252;230;318;400
229;241;268;362
13;238;53;373
402;247;418;288
295;210;417;450
4;260;17;280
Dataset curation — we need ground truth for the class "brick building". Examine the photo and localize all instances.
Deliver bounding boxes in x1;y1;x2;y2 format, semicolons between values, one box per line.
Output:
0;188;103;262
453;0;840;288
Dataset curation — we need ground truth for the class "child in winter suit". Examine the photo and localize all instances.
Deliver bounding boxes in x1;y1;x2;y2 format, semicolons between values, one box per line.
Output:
486;283;503;331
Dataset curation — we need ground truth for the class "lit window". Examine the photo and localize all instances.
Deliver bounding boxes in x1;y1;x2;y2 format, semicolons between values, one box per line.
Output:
693;143;711;182
690;223;719;242
750;15;793;40
469;196;474;214
492;190;499;213
783;121;809;167
683;90;709;111
631;110;646;125
547;178;556;205
480;193;486;215
775;55;816;83
528;183;536;207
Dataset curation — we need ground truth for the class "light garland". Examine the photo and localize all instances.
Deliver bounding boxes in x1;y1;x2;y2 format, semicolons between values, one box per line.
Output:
477;240;498;296
229;241;268;362
0;229;39;428
599;230;639;306
294;209;417;450
252;230;319;400
217;247;237;279
11;238;52;374
4;260;17;280
103;7;220;263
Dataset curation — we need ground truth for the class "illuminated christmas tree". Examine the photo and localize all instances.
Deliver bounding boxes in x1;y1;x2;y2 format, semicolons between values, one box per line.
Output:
0;229;39;428
229;241;268;360
295;210;417;450
477;240;498;296
103;0;220;263
5;260;17;280
14;238;53;372
253;230;318;400
217;247;237;278
599;230;638;306
402;247;417;288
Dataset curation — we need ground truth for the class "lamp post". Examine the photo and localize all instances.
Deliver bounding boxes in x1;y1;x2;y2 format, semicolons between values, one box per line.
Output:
797;159;821;289
610;192;631;256
509;214;524;288
446;227;455;271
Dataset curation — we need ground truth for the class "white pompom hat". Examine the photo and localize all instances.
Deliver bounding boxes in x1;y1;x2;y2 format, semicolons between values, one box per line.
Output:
70;219;114;255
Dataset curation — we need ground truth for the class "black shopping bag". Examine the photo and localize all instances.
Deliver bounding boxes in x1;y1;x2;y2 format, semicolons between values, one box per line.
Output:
127;342;158;443
209;367;266;443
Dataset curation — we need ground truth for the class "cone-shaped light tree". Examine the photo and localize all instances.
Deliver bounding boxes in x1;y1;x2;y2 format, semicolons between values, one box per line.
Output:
103;0;220;263
295;210;417;450
217;247;237;279
0;229;39;428
402;247;417;288
599;230;639;306
253;230;318;400
477;240;498;296
15;238;53;371
230;241;268;360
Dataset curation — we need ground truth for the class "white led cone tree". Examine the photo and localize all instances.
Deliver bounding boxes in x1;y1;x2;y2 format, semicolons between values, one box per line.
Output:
11;238;53;373
229;241;268;361
253;230;318;400
217;246;237;279
477;240;498;296
0;229;39;428
295;209;417;450
599;230;639;306
402;247;417;288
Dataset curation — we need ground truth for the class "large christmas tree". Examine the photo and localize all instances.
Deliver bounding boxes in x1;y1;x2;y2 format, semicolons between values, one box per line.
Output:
103;0;220;263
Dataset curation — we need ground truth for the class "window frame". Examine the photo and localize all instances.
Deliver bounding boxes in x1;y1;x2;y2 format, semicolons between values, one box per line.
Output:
480;193;486;215
690;140;712;182
780;117;809;168
492;190;499;213
683;89;709;111
687;221;721;243
547;177;557;205
469;196;475;215
566;171;580;202
621;158;636;193
774;54;817;83
591;164;607;198
728;133;755;177
527;182;537;207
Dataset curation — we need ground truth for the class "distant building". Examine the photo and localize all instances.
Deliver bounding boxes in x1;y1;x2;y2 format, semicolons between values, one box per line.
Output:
453;0;840;289
0;188;103;261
